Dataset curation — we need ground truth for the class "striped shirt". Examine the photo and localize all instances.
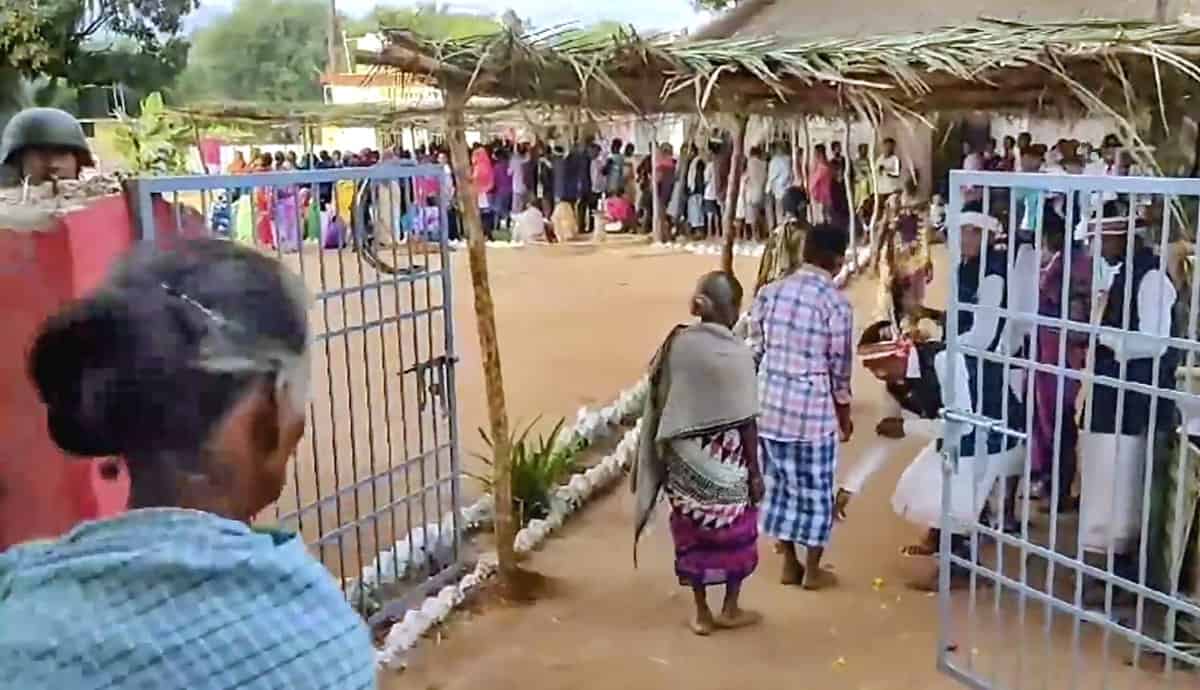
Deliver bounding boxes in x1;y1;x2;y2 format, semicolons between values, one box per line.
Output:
749;266;854;441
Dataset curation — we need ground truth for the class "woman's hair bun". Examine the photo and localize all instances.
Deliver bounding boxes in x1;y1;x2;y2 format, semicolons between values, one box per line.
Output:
28;293;135;457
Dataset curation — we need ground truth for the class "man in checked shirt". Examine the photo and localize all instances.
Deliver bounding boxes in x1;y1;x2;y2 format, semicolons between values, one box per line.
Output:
749;224;855;590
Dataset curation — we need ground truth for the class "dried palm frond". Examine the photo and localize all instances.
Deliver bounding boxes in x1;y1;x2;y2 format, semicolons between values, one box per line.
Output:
366;19;1200;126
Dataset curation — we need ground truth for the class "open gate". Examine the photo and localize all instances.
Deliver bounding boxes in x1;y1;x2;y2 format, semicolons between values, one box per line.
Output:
131;162;463;625
940;170;1200;688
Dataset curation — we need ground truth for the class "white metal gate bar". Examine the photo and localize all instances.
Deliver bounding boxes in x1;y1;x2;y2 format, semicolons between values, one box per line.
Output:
131;163;463;624
941;170;1200;689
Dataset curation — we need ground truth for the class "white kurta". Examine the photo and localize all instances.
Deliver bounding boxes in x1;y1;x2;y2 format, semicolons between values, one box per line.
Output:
1079;266;1176;555
839;348;1017;533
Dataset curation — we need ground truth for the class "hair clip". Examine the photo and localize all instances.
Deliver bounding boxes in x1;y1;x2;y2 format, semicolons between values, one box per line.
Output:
160;282;232;329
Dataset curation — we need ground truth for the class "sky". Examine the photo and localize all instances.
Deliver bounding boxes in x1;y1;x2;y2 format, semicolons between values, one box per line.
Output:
190;0;711;34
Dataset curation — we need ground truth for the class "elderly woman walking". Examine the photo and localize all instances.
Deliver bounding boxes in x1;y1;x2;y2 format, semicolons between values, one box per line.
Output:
0;240;376;689
750;226;854;589
634;271;763;636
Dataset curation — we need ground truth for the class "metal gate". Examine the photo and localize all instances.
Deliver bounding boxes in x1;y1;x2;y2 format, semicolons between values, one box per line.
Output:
941;170;1200;688
131;162;463;625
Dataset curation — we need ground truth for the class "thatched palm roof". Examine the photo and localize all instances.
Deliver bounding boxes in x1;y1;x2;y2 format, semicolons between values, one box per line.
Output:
363;19;1200;126
692;0;1180;41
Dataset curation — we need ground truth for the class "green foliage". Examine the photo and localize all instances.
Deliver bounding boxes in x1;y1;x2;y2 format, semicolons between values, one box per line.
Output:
112;92;192;175
1;2;194;123
345;4;502;40
1;1;196;79
470;417;585;526
692;0;739;10
179;0;329;104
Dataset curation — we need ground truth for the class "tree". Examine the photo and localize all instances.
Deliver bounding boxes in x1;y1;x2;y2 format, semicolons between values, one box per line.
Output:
1;1;196;79
344;4;502;39
179;0;329;104
692;0;739;10
1;2;195;120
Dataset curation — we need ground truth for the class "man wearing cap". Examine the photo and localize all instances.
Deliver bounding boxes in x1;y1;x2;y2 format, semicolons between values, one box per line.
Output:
1076;209;1178;596
844;313;1023;588
1;107;95;185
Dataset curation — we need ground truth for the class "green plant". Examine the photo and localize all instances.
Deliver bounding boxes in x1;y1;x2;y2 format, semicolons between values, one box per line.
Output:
470;417;582;525
112;91;191;175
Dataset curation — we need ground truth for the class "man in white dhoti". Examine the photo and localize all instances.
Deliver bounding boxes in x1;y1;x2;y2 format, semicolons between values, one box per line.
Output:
845;323;1024;589
1076;212;1178;595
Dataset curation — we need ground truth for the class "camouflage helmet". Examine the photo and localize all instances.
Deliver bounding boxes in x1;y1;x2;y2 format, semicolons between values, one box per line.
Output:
0;107;95;168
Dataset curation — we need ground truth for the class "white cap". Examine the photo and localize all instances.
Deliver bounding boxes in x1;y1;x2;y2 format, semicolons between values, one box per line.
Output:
1072;215;1144;242
959;211;1001;234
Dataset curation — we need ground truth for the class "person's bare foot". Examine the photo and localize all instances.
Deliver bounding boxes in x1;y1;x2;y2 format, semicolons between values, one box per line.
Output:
716;608;763;630
876;417;905;439
803;567;839;590
781;556;806;585
834;488;851;521
689;611;715;636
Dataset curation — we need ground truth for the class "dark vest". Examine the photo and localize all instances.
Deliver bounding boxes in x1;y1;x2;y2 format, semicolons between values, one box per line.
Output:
952;249;1024;455
886;342;945;420
1089;245;1178;435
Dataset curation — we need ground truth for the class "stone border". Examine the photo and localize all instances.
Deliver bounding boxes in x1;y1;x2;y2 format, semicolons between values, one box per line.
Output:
371;377;649;670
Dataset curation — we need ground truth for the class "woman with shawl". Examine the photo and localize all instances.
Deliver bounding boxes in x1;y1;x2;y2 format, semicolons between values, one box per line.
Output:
633;271;762;636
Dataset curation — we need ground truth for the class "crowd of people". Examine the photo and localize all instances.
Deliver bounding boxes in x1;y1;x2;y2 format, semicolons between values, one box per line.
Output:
211;144;452;251
638;129;1189;637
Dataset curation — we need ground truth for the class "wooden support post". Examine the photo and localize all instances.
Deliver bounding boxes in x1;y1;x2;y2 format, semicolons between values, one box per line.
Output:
651;134;662;242
844;114;856;262
802;117;813;224
721;113;748;274
668;116;700;241
445;91;516;585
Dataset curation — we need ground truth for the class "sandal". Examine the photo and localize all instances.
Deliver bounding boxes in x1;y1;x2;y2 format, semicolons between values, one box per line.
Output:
900;543;938;558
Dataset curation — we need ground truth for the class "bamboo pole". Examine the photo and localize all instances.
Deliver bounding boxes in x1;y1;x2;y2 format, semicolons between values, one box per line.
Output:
651;132;662;242
843;113;857;263
802;117;813;224
721;113;749;274
444;91;516;585
669;116;701;240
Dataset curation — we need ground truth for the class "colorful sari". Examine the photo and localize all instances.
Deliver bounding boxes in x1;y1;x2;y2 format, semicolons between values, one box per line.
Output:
666;428;759;586
255;187;275;248
634;323;759;587
274;186;300;252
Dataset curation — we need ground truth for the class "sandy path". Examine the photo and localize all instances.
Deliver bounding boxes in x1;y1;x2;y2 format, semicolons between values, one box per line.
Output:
379;244;1171;690
268;238;761;581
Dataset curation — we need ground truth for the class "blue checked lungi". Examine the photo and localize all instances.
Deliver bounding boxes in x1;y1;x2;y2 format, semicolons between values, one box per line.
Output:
0;508;376;690
760;435;838;547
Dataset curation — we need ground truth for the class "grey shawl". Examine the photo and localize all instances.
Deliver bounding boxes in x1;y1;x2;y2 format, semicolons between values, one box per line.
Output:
631;322;758;563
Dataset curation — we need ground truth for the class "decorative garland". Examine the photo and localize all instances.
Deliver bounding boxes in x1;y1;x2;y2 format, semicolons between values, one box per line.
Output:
651;241;767;258
370;376;649;670
448;239;528;249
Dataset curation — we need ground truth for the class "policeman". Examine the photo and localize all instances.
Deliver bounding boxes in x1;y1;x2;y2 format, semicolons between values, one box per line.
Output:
0;107;95;184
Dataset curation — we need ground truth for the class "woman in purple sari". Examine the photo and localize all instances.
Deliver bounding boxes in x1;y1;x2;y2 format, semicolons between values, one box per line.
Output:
273;184;300;252
634;272;762;636
1032;209;1091;507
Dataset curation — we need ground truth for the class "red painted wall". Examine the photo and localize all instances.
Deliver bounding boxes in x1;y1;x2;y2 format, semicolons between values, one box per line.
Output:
0;193;205;550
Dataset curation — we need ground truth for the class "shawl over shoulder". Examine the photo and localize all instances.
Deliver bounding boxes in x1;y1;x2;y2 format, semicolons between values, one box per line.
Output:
631;323;758;563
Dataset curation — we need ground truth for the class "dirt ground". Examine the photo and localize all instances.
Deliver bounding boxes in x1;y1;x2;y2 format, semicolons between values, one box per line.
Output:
364;240;1180;690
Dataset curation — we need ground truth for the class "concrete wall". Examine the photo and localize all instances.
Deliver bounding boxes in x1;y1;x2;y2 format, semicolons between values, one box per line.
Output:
0;194;206;550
